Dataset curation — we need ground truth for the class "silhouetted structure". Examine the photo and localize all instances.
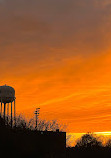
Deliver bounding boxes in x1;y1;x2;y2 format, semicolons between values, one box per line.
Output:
0;85;67;157
14;129;66;156
0;116;66;157
0;85;16;127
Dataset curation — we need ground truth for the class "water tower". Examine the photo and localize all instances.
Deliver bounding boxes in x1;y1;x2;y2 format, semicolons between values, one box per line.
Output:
0;85;16;127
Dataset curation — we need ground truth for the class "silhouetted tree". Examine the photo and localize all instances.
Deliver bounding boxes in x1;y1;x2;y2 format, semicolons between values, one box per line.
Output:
105;139;111;148
75;133;102;149
15;115;32;130
9;114;66;132
66;134;74;147
37;119;66;131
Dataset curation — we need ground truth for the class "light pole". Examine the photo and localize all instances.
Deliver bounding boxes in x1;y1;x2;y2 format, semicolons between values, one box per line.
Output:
34;108;40;130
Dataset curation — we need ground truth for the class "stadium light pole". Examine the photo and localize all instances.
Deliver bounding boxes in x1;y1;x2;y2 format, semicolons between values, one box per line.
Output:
34;108;40;130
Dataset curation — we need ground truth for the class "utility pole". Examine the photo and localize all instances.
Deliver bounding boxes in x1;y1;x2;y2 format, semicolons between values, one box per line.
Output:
34;108;40;130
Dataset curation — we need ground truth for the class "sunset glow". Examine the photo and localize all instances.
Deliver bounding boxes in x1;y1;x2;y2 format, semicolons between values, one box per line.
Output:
1;0;111;134
67;132;111;146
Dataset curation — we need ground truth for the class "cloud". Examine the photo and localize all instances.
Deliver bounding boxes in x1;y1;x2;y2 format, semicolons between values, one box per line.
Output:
0;0;111;54
0;0;111;73
1;0;111;132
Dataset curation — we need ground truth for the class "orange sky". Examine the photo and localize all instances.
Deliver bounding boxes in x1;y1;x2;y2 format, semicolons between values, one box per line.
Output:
1;0;111;133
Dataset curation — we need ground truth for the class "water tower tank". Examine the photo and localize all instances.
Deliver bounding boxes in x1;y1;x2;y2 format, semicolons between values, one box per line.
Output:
0;85;15;103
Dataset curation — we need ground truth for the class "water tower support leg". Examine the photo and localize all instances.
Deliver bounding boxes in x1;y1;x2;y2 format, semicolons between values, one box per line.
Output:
11;102;13;128
4;103;6;121
14;99;16;127
7;103;9;124
1;101;2;117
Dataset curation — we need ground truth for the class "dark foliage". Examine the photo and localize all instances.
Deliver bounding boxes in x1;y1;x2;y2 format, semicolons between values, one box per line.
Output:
0;115;66;158
1;115;111;158
75;133;102;149
67;133;111;158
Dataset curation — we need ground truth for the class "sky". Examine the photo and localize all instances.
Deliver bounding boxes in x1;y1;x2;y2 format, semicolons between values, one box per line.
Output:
1;0;111;133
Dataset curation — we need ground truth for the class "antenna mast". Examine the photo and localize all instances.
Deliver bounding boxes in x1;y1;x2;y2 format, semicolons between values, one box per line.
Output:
34;108;40;130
